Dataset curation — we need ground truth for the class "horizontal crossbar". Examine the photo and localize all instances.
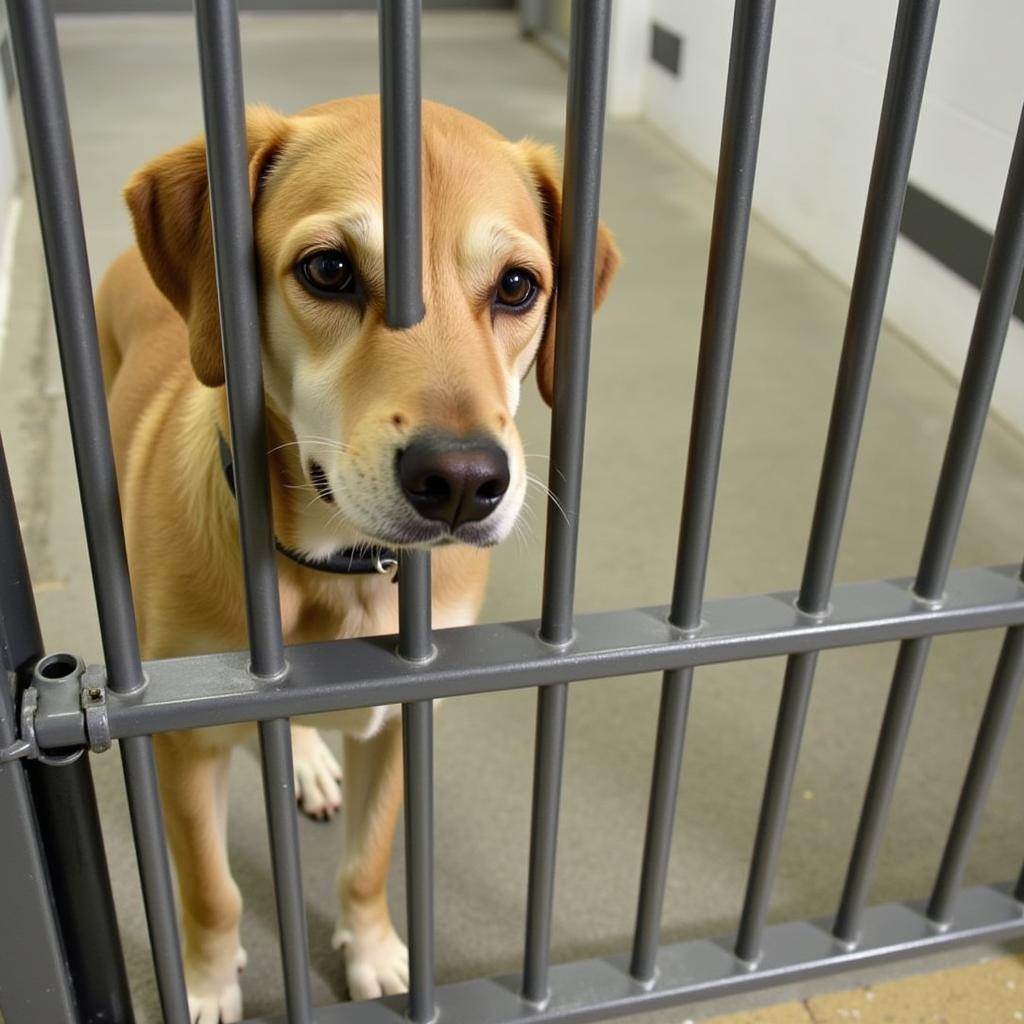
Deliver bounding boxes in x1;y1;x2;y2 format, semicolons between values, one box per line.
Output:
246;882;1024;1024
32;564;1024;748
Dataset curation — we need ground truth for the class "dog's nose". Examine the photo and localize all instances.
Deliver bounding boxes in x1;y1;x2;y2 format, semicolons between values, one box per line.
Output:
398;437;510;529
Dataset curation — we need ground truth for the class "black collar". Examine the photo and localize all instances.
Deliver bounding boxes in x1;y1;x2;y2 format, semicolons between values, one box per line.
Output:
217;432;399;578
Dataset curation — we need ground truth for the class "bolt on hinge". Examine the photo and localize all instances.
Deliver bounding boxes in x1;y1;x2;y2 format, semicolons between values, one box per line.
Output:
0;653;110;765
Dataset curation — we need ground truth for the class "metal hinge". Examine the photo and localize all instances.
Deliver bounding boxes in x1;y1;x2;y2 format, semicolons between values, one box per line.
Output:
0;653;110;765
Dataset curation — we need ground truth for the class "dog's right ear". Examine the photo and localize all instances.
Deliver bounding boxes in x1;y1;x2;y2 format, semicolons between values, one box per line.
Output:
123;106;289;387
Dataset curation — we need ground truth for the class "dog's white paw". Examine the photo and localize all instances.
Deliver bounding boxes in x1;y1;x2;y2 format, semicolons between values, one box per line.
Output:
291;725;342;821
332;923;409;999
185;957;243;1024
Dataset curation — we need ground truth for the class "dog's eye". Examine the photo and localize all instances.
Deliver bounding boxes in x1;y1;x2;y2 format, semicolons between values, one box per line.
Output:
299;250;357;297
494;267;537;311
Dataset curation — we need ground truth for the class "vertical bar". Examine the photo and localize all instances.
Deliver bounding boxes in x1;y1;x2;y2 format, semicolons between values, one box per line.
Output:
834;99;1024;946
1016;861;1024;903
379;0;424;329
0;426;131;1024
258;717;312;1017
927;619;1024;925
733;0;939;965
194;0;285;680
194;2;312;1019
0;435;78;1024
5;0;143;695
398;548;434;1024
523;0;612;1004
630;0;775;983
5;3;191;1017
120;736;192;1023
379;2;433;1019
27;761;136;1024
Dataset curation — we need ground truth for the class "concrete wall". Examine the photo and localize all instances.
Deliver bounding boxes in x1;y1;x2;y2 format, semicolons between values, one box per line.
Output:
637;1;1024;434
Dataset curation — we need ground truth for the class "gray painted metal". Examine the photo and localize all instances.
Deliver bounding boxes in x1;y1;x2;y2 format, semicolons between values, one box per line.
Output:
120;735;192;1023
734;0;940;966
26;760;136;1022
524;0;612;1003
4;2;188;1019
402;698;436;1024
1;426;134;1024
379;0;425;329
258;718;314;1023
631;0;775;983
5;0;145;695
245;884;1024;1024
26;564;1023;748
927;616;1024;924
194;2;312;1017
523;678;569;1004
397;542;435;1024
834;96;1024;947
194;0;286;680
379;4;435;1019
0;436;79;1024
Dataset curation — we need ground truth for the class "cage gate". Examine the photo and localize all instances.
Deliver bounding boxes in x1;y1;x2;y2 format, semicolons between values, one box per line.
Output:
0;1;1022;1023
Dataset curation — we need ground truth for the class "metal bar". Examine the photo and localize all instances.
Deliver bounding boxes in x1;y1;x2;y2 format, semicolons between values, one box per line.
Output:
35;564;1023;745
538;0;612;644
1017;864;1024;903
27;761;136;1024
258;719;314;1023
378;3;434;1019
398;547;435;1024
1;430;135;1023
834;99;1024;947
194;4;312;1017
0;436;78;1024
402;698;435;1024
194;0;285;680
734;0;940;965
120;735;192;1023
522;679;569;1004
245;882;1024;1024
669;0;775;633
3;4;188;1018
379;0;424;328
5;0;144;695
927;621;1024;924
525;0;612;1001
630;0;775;982
629;667;692;980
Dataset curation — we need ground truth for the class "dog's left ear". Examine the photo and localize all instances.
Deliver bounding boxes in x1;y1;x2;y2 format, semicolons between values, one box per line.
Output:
512;139;621;407
123;105;290;387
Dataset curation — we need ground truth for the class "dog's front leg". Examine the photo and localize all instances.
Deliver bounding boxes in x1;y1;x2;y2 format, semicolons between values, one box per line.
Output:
333;716;409;999
155;733;245;1024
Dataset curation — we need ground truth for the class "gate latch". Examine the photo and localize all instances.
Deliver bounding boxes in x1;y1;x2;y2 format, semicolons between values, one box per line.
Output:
1;653;110;765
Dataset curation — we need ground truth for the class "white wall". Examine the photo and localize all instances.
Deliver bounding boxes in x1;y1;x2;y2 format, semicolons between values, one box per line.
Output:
642;0;1024;435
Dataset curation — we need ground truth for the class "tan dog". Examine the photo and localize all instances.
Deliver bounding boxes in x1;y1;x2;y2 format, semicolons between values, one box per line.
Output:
96;96;617;1023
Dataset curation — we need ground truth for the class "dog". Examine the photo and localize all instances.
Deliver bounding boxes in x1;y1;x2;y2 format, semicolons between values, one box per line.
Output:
96;96;618;1023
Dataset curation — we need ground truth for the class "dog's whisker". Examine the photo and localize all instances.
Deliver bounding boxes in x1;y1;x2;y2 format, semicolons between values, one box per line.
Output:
525;473;571;527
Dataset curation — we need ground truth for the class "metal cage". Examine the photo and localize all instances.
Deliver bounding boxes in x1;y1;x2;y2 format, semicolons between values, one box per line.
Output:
0;0;1022;1022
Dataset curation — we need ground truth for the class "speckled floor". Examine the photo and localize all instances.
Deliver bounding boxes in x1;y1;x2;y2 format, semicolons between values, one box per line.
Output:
1;10;1022;1024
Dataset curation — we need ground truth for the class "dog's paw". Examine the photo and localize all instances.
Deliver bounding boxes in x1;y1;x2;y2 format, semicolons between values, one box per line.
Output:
185;959;243;1024
332;923;409;999
291;724;342;821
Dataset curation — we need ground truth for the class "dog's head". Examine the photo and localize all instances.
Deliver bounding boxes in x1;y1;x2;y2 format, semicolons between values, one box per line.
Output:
124;97;618;554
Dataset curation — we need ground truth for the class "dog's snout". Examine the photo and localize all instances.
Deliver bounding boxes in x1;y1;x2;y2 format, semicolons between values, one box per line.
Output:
398;437;510;530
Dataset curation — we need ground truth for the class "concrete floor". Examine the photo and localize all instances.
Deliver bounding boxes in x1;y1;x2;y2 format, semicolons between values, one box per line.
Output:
1;10;1023;1024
